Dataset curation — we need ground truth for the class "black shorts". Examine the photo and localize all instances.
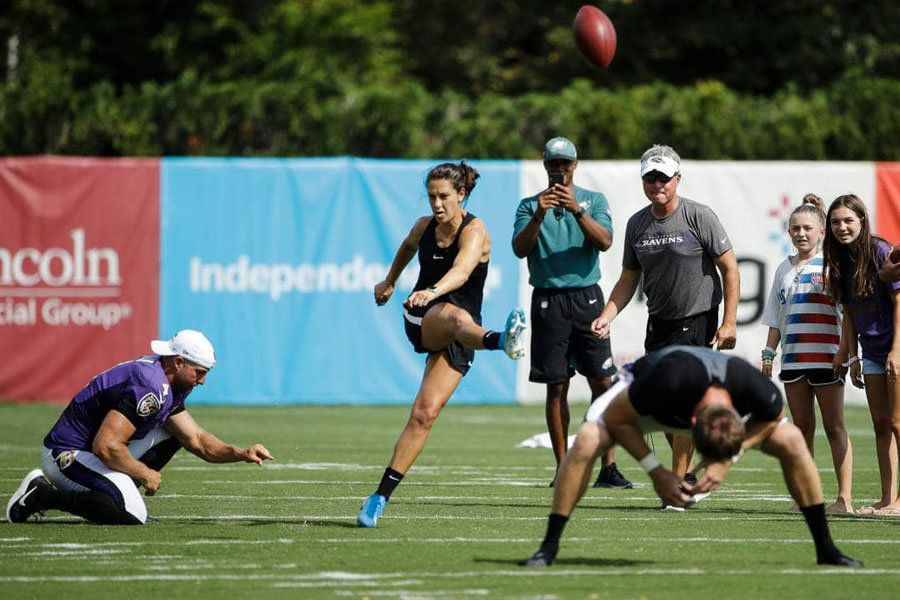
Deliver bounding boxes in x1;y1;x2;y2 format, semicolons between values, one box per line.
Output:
779;368;843;386
645;307;719;352
403;306;476;376
529;285;616;384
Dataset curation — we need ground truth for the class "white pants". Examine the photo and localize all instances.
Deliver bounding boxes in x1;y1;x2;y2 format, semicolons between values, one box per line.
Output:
41;427;173;524
583;372;688;436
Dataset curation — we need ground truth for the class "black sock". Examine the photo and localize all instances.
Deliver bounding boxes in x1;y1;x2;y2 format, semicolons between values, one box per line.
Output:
37;486;141;525
482;331;501;350
138;437;182;471
375;467;404;501
541;513;569;550
800;503;840;560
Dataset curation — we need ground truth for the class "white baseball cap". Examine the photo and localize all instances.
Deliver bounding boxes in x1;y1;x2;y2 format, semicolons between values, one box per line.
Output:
150;330;216;369
640;154;680;178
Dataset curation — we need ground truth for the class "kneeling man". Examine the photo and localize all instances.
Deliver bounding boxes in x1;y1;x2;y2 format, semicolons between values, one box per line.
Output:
7;330;273;525
520;345;861;567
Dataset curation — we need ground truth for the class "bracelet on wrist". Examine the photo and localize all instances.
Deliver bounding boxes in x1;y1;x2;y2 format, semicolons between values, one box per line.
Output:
841;356;860;368
574;207;587;220
761;346;777;361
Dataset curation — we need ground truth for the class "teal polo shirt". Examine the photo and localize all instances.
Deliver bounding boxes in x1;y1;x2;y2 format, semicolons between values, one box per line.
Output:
512;186;613;288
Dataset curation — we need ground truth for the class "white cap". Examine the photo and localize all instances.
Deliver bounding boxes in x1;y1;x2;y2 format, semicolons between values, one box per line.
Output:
640;154;680;178
151;330;216;369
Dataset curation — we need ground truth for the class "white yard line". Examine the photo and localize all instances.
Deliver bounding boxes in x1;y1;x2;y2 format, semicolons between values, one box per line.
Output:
4;567;900;585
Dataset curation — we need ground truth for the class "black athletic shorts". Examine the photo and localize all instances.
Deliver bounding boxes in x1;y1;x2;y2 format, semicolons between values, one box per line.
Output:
403;306;476;376
529;285;616;384
779;368;843;386
645;307;719;352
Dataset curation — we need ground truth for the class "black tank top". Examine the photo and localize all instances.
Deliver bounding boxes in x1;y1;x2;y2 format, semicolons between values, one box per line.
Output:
411;212;488;321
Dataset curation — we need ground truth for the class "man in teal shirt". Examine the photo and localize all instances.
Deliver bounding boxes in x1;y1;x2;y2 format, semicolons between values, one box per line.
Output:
512;136;630;488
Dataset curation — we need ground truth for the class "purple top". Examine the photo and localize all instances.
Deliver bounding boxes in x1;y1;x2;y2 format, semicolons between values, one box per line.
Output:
842;239;900;364
44;356;190;452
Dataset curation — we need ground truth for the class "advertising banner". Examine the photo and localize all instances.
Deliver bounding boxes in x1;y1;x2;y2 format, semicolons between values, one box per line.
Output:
1;157;894;405
875;162;900;247
0;157;159;401
161;158;520;404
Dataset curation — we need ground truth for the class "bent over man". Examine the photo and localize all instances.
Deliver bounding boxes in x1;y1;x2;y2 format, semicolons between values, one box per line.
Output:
520;345;861;568
7;330;273;525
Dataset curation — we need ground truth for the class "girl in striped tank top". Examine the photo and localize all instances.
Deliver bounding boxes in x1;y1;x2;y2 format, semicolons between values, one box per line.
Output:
761;194;852;513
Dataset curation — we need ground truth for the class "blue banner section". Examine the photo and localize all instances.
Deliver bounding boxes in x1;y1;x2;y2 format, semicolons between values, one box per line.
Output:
160;158;521;404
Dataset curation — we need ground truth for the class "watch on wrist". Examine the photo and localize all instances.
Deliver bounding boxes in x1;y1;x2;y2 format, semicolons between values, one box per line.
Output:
427;285;439;296
574;207;587;219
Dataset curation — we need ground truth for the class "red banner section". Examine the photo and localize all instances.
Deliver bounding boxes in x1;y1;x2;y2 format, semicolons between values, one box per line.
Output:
0;157;159;402
876;162;900;245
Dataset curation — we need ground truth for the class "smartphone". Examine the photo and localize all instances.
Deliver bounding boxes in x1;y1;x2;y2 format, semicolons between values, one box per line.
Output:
548;172;564;187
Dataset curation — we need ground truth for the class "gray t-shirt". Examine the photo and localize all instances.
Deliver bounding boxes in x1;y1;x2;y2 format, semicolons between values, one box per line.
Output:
623;197;731;319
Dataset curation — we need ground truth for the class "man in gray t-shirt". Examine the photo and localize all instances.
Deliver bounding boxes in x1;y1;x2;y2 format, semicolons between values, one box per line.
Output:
622;196;732;319
591;144;740;499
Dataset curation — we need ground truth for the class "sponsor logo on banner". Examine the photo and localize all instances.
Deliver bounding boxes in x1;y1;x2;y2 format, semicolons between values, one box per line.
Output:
766;193;794;256
188;254;503;301
0;229;133;329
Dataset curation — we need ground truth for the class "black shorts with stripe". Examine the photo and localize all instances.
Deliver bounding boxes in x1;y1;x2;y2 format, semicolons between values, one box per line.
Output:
529;285;616;384
403;305;477;376
779;368;843;386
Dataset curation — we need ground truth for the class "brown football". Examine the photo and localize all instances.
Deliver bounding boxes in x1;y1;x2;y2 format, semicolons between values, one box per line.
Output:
573;5;617;68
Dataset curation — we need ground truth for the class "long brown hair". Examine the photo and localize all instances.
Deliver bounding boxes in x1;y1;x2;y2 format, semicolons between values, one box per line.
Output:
823;194;886;301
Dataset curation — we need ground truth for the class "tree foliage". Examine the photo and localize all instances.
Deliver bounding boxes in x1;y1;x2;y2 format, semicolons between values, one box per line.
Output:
1;0;899;158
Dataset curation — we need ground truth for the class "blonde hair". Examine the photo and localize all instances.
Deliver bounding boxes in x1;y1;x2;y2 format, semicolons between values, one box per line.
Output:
790;193;825;228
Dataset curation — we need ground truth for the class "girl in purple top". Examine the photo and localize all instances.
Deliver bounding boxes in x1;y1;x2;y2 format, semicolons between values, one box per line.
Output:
824;194;900;515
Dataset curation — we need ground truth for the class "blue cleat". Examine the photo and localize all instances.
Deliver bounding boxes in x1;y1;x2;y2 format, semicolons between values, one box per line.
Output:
356;493;387;528
501;308;527;360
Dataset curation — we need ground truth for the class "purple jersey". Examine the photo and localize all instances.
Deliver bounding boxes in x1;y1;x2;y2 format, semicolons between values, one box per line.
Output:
843;239;900;364
44;356;190;451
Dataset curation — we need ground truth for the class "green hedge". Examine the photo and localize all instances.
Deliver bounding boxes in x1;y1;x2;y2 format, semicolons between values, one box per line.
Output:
1;71;898;159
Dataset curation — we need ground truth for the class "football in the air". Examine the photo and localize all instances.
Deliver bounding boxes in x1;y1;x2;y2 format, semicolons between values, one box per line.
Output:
572;5;617;68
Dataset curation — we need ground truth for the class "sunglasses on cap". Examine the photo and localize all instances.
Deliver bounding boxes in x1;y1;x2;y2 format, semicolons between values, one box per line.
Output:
642;171;677;184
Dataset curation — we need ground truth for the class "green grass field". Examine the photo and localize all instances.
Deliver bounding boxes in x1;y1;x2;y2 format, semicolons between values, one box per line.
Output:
1;403;899;599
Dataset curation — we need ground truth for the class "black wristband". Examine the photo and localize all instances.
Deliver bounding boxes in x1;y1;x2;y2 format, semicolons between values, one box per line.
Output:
574;207;587;220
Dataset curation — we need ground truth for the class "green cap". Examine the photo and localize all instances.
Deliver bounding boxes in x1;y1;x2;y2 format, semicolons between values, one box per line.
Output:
543;136;577;161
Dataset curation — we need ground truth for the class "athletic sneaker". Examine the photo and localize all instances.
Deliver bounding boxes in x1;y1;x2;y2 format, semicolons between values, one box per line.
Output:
519;545;557;567
819;552;863;567
6;469;47;523
356;493;386;528
501;308;527;360
593;463;633;489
